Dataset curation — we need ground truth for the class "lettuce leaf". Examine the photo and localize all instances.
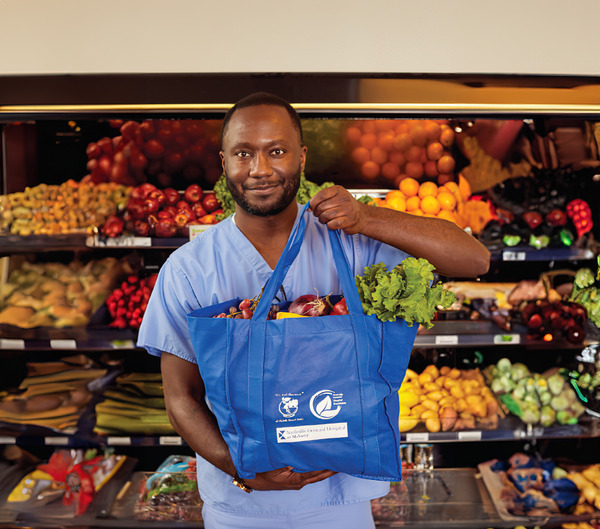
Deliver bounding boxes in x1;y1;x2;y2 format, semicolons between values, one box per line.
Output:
355;258;456;328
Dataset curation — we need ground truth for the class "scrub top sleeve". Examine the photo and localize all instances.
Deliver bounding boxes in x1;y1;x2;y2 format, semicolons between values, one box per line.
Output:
137;259;200;363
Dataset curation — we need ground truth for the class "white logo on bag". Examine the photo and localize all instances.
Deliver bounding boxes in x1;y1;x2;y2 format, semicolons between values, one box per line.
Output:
278;397;299;418
309;390;345;420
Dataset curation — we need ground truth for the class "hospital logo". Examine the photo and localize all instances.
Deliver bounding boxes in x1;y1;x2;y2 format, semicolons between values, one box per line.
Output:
309;390;346;420
278;397;299;418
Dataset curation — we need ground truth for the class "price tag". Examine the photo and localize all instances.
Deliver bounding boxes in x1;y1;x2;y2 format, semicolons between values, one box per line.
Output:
458;431;482;441
111;340;135;349
189;225;212;241
159;436;183;446
50;339;77;349
45;437;69;445
0;339;25;349
0;436;16;444
90;235;151;247
406;433;429;442
107;437;132;446
493;334;520;344
435;335;459;345
502;251;526;261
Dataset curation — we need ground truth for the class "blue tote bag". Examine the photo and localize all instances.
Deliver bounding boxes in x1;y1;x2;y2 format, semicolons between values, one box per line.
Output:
186;205;418;481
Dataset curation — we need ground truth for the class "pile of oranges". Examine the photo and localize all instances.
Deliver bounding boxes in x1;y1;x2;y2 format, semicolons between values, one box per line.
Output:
346;119;456;186
378;177;471;226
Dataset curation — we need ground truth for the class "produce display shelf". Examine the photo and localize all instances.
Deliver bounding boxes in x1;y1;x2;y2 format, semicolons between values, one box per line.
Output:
0;233;89;255
0;326;138;351
85;235;192;249
490;246;596;263
1;322;589;351
2;417;598;449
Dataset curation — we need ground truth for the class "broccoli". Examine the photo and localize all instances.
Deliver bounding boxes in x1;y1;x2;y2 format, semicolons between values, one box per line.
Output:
520;402;541;425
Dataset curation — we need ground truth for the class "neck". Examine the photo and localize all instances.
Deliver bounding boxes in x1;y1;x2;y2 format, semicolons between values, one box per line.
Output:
234;202;299;268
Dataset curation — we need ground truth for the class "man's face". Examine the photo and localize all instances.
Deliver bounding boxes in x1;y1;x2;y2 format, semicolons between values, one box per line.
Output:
220;105;307;217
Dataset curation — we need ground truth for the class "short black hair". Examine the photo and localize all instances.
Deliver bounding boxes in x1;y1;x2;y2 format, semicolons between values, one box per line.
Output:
220;92;303;146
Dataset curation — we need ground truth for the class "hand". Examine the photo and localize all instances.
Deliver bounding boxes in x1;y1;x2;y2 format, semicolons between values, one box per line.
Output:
246;466;336;491
308;185;366;235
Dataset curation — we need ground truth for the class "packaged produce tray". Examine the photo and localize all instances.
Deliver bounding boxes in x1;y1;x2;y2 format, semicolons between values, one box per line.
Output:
478;458;599;525
110;466;203;524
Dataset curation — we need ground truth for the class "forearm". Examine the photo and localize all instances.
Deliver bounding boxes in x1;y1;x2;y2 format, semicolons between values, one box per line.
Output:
161;353;236;477
358;203;491;278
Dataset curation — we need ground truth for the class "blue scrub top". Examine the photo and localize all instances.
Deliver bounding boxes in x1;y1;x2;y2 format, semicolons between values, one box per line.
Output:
137;203;409;515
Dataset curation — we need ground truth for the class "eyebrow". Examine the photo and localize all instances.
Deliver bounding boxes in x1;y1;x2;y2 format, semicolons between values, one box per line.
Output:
228;139;293;150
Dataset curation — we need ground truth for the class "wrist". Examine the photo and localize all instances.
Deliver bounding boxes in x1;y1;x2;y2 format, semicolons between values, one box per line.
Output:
232;471;253;493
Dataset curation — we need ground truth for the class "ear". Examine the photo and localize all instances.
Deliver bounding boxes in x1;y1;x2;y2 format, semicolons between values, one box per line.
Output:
219;151;226;172
300;145;307;173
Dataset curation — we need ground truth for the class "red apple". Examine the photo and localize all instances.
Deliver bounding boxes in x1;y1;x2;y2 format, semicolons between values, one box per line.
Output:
184;184;203;204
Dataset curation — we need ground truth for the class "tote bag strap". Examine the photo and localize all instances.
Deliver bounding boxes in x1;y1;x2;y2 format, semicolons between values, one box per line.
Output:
328;228;383;475
245;204;382;475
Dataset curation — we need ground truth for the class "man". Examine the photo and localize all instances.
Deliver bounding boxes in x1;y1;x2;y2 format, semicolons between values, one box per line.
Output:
138;92;490;528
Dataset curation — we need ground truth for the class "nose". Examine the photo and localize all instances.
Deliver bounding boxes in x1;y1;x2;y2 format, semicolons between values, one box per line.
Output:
249;151;272;177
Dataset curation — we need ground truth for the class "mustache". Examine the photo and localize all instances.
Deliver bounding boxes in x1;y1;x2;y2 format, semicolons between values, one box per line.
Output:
243;180;282;190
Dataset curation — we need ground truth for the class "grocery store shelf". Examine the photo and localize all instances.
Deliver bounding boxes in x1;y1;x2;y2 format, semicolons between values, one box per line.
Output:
490;245;596;262
0;325;138;351
0;234;88;255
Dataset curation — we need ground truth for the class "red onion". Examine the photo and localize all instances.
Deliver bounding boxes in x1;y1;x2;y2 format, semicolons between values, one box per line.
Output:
288;294;332;317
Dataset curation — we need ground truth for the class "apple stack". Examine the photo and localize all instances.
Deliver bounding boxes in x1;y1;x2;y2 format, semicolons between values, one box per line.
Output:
120;183;222;238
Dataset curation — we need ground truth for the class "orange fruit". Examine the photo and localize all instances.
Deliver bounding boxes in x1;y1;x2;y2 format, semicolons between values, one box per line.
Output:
437;155;456;174
426;142;444;161
409;125;427;147
424;121;442;142
437;191;457;211
395;122;410;135
437;173;453;186
405;145;423;163
361;160;380;180
424;160;439;178
408;208;424;217
351;147;370;165
381;162;401;181
346;126;362;144
420;195;441;215
377;133;395;151
385;190;405;201
375;120;396;131
399;177;420;197
405;195;421;211
437;209;457;223
442;181;460;195
389;151;406;166
405;161;424;180
360;133;378;150
370;146;388;166
386;196;406;212
418;181;439;199
361;120;377;133
440;127;455;147
392;133;411;152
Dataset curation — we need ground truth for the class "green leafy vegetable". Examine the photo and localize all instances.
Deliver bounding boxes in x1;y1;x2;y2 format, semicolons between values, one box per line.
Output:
355;258;456;328
569;255;600;328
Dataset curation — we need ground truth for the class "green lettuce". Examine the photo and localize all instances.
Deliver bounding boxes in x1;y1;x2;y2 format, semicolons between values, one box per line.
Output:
355;258;456;328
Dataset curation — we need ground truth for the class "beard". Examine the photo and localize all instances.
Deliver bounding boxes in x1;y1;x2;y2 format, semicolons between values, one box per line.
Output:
225;165;302;217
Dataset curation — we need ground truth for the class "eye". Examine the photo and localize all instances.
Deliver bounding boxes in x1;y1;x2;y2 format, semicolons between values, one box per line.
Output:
271;148;286;156
235;151;251;158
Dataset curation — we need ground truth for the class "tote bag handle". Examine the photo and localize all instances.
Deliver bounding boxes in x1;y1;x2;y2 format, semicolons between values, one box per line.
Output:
245;204;380;474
